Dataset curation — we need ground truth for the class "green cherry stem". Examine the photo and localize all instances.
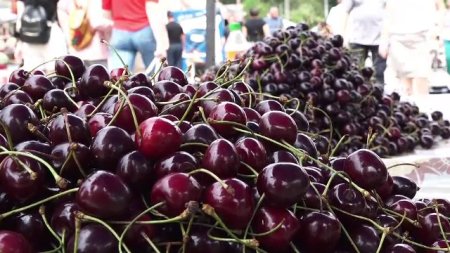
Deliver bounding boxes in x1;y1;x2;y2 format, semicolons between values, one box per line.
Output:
177;90;199;125
375;232;387;253
188;168;231;193
243;194;265;253
39;205;63;250
141;232;161;253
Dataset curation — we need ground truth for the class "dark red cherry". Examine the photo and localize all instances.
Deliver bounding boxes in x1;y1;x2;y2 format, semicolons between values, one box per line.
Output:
76;170;132;219
87;112;113;136
51;142;92;181
128;86;155;101
158;66;188;86
201;139;240;181
294;133;319;158
426;240;450;253
389;199;417;223
201;89;235;116
116;150;153;192
208;102;247;137
344;149;388;190
154;151;198;178
392;176;419;199
186;229;227;253
91;126;135;170
0;155;46;203
14;140;51;162
0;230;33;253
257;162;310;207
48;113;91;146
150;172;202;217
243;107;261;123
418;213;450;245
136;117;182;159
74;103;95;119
269;150;298;164
50;202;79;239
183;123;219;146
55;55;86;80
78;64;110;98
160;93;192;119
252;207;299;252
384;243;416;253
42;89;77;113
9;69;29;86
123;72;150;90
113;93;159;133
100;95;118;114
204;178;254;230
259;111;298;145
229;81;256;107
153;80;182;102
235;137;267;173
297;211;341;253
0;83;20;98
5;211;50;250
197;81;218;97
66;224;116;253
2;90;33;106
376;174;394;200
176;120;192;133
109;67;128;83
349;224;380;253
0;104;39;144
328;183;366;215
286;108;309;131
254;100;285;115
22;75;55;100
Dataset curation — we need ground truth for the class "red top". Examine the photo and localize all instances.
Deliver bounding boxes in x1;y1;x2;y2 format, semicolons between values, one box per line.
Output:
102;0;158;31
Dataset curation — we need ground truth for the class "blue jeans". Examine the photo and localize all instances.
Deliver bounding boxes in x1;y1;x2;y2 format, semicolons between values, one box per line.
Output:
108;26;156;71
167;43;183;68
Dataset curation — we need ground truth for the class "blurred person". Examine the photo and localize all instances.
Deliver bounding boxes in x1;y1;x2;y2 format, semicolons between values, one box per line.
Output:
58;0;112;66
342;0;386;84
326;0;346;38
102;0;169;71
264;6;283;34
15;0;67;71
166;11;184;68
243;8;269;42
379;0;445;97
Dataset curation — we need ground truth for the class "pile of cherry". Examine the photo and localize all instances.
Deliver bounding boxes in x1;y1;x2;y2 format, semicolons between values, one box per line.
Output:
0;53;449;253
202;23;450;158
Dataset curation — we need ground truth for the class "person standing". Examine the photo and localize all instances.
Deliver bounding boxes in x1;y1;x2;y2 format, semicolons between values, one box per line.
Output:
342;0;386;84
102;0;169;71
264;6;283;35
15;0;67;71
166;11;184;68
57;0;112;66
326;0;347;38
243;8;269;42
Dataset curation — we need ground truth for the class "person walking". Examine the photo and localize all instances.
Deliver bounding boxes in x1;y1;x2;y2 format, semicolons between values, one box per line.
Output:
264;6;283;35
379;0;445;98
342;0;386;84
15;0;67;71
102;0;169;71
243;8;269;43
58;0;112;66
166;11;184;68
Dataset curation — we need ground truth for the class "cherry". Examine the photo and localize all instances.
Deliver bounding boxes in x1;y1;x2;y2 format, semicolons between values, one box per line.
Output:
48;113;91;146
50;201;79;239
376;174;394;200
42;89;77;112
186;229;227;253
158;66;188;86
55;55;86;80
259;111;298;145
0;83;20;98
116;150;153;192
229;81;256;107
389;199;417;224
176;120;192;133
328;183;366;216
91;126;135;170
294;133;319;158
348;224;380;253
392;176;419;199
78;64;110;98
418;213;450;245
183;123;219;146
110;67;128;83
150;172;202;217
257;162;310;207
76;170;132;219
0;155;46;203
201;138;240;181
0;230;33;253
22;75;55;100
128;86;155;101
113;93;159;133
100;95;118;114
87;112;113;136
343;149;388;190
243;107;261;123
123;72;151;90
235;137;267;173
426;240;450;253
153;151;198;179
66;224;116;253
51;142;92;181
9;69;29;86
5;211;50;250
14;140;51;161
136;117;182;159
252;206;299;252
431;111;443;121
2;90;33;106
201;89;235;116
0;104;39;144
153;80;182;102
120;214;157;252
384;243;416;253
197;81;218;97
208;102;247;137
160;93;193;119
269;150;299;164
254;100;285;115
286;108;309;131
297;211;341;253
74;103;95;119
204;178;254;230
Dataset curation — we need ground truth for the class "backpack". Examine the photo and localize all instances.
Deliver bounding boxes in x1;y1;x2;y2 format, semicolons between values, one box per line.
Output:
19;1;51;44
69;2;95;51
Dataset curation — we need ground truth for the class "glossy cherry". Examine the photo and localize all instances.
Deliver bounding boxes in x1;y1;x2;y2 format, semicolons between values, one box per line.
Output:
78;64;110;98
392;176;419;199
9;69;29;86
254;100;285;115
42;89;77;112
158;66;188;86
201;138;240;181
348;224;380;253
384;243;416;253
22;75;55;100
51;142;92;181
48;113;91;146
343;149;388;190
66;224;116;253
87;112;113;136
113;93;159;133
153;151;198;179
0;230;33;253
208;102;247;137
259;111;298;145
50;201;79;239
235;137;268;173
116;150;153;192
297;211;341;253
152;80;182;102
328;183;366;216
0;104;39;144
55;55;86;80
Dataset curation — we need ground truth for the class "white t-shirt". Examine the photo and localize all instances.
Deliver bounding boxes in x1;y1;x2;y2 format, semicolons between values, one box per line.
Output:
326;4;347;37
385;0;437;35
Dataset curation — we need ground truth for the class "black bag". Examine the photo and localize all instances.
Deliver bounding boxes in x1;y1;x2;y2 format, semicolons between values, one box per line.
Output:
19;1;51;44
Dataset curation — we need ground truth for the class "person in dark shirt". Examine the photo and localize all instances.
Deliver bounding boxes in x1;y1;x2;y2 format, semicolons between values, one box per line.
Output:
166;11;184;68
243;8;269;42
